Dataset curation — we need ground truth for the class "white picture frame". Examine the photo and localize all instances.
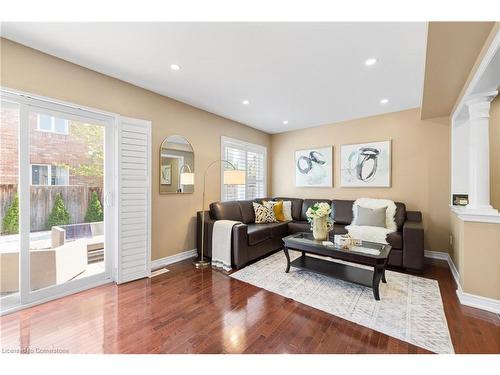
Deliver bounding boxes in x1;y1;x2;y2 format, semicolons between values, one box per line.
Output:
340;140;391;187
161;164;172;185
295;146;333;187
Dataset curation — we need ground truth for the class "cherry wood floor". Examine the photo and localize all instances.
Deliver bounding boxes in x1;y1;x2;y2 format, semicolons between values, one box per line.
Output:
1;257;499;354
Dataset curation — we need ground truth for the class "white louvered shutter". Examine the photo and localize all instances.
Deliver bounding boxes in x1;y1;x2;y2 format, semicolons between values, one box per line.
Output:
221;137;267;201
116;117;151;284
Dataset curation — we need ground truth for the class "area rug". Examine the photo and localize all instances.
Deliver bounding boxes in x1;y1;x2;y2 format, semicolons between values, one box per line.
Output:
230;250;454;354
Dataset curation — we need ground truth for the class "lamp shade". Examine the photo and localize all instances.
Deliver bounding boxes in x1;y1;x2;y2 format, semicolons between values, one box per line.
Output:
223;169;245;185
180;172;195;185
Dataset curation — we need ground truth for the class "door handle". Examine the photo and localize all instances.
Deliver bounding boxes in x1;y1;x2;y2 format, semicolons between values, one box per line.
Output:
105;192;114;207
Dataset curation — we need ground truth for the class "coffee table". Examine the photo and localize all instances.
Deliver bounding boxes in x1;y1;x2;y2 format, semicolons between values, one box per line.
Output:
282;232;392;300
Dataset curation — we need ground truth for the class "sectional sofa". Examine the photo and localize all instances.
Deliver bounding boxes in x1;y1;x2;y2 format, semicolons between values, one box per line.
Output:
196;197;424;271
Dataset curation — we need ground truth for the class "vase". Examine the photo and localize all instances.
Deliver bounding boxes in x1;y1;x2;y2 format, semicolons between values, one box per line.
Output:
312;216;330;240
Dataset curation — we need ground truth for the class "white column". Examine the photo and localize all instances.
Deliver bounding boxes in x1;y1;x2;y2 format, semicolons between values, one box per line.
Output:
465;91;498;214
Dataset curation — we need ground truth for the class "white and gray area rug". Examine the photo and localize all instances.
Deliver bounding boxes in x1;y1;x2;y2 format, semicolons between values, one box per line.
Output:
230;250;454;354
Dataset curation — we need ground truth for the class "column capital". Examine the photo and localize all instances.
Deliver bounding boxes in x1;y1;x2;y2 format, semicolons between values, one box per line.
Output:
466;90;498;120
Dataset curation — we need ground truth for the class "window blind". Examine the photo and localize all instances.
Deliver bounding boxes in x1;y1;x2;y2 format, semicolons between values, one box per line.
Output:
221;137;267;201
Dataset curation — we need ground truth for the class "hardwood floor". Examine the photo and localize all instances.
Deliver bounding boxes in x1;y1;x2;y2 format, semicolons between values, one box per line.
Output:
1;257;499;354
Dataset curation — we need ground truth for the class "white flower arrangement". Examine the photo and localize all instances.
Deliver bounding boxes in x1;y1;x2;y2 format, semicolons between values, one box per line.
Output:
306;202;333;222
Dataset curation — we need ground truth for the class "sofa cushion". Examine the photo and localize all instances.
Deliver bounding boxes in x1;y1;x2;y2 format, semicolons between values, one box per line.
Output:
274;197;303;221
394;203;407;230
210;201;242;221
388;248;403;267
266;222;289;238
238;200;256;224
387;231;403;249
301;199;332;221
332;199;355;225
287;221;310;234
247;224;272;245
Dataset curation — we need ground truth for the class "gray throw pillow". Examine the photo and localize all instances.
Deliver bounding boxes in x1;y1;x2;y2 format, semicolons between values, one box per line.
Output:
356;206;387;228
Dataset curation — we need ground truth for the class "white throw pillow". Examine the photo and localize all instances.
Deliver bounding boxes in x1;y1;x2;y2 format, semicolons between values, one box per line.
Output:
351;198;397;232
282;201;293;221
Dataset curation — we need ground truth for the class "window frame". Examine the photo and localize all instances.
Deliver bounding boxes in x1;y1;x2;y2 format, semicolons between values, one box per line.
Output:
220;136;267;201
36;113;69;135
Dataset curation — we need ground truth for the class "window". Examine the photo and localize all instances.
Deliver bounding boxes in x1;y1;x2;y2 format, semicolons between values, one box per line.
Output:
31;164;69;186
36;114;69;134
221;136;267;201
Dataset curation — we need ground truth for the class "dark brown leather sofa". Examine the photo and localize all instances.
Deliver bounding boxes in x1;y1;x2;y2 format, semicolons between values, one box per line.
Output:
196;197;424;271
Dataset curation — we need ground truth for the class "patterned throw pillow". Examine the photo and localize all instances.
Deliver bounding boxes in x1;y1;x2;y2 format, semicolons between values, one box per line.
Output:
253;202;278;224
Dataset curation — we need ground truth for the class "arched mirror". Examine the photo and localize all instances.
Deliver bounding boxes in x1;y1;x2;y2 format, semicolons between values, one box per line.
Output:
159;135;194;194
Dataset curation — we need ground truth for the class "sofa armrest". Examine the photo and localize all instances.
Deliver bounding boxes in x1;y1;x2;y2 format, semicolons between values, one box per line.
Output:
197;211;216;259
402;217;424;271
232;223;249;269
197;212;249;269
406;210;422;222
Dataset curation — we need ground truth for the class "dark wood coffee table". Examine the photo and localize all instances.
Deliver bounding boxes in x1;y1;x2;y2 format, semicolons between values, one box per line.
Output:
282;232;392;300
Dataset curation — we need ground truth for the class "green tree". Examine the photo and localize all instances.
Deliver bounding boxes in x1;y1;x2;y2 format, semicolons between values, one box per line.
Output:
69;122;104;179
47;193;71;229
85;191;104;223
2;194;19;234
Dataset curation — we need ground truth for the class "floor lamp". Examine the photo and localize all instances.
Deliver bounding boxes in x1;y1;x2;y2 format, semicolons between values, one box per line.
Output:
178;164;194;192
194;160;246;269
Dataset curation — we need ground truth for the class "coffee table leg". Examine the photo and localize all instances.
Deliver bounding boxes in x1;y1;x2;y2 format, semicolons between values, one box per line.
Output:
372;265;384;300
283;247;290;273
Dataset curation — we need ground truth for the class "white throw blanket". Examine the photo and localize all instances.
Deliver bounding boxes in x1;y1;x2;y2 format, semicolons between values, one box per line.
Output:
212;220;240;271
346;198;397;244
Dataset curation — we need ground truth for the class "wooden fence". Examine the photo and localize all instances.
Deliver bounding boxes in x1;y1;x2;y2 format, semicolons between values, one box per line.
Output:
0;184;103;233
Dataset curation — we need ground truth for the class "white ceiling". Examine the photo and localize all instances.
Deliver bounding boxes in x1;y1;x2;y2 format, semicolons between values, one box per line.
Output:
1;22;427;134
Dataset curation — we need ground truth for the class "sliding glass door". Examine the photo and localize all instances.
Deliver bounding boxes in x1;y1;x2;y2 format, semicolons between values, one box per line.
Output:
0;94;115;312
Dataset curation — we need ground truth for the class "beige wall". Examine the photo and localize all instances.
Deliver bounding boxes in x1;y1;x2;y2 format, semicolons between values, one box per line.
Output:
490;96;500;210
0;38;272;261
450;212;500;300
421;22;494;119
449;211;464;282
271;108;450;251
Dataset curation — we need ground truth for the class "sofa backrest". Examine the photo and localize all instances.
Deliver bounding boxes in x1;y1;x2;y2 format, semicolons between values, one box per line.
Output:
239;200;256;223
331;199;355;224
300;199;332;221
210;197;408;228
210;201;243;222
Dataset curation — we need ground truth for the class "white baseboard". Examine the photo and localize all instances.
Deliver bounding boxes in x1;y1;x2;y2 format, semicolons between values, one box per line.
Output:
456;288;500;315
150;248;197;271
424;250;449;261
425;250;499;315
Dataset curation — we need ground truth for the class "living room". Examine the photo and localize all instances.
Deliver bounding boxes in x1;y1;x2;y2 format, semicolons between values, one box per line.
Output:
1;0;499;371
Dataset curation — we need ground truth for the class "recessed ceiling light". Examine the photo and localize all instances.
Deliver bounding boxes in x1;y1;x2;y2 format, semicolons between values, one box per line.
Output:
283;120;289;125
380;98;389;104
242;100;250;105
170;64;181;71
365;58;377;66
